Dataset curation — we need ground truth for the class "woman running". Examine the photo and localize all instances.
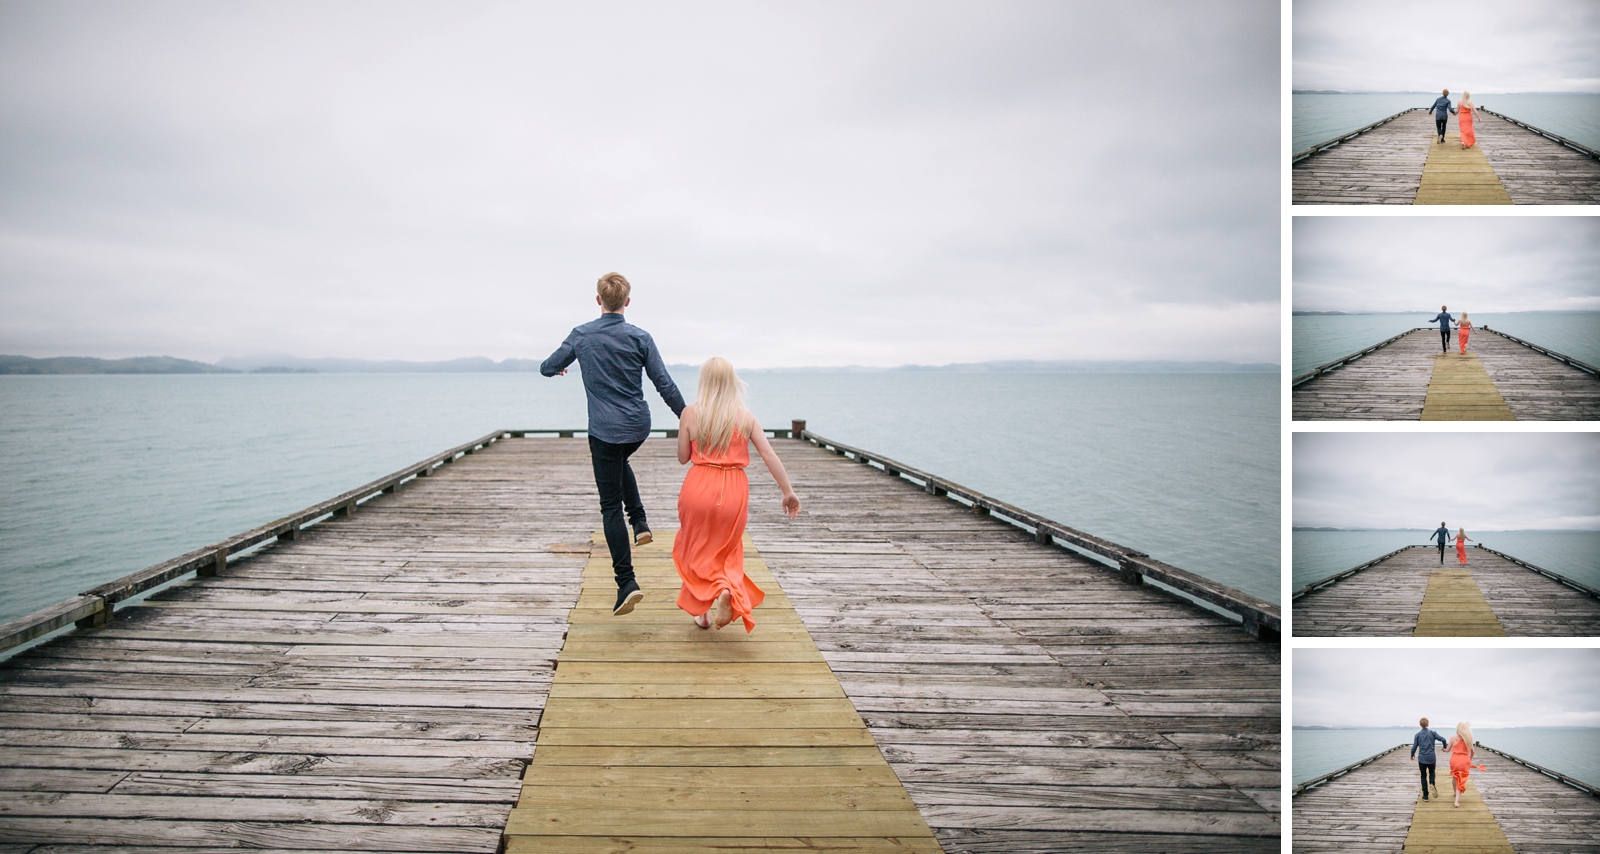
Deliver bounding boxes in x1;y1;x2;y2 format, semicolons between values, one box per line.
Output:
1446;721;1487;807
672;357;801;631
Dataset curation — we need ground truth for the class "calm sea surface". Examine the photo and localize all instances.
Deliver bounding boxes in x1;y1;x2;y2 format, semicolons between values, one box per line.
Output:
1293;93;1600;153
0;371;1280;625
1291;312;1600;376
1292;530;1600;591
1293;728;1600;787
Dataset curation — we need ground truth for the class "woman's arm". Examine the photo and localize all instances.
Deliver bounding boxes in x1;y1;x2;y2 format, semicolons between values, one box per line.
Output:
677;406;696;465
746;413;801;518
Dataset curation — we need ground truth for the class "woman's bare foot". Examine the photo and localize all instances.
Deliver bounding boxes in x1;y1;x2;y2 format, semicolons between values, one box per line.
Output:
712;591;733;630
694;612;710;629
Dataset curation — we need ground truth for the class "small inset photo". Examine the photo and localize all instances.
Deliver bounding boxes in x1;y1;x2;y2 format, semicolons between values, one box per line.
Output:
1292;432;1600;636
1292;216;1600;421
1292;0;1600;204
1291;649;1600;852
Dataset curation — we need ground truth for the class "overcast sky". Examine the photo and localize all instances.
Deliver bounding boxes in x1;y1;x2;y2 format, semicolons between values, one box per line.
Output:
1296;649;1600;728
1294;433;1600;530
1293;217;1600;313
1294;0;1600;92
0;1;1279;368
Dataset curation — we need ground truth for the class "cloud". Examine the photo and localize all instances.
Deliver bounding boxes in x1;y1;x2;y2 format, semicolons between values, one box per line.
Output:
1293;433;1600;530
1294;0;1600;92
1293;217;1600;312
0;0;1280;366
1295;648;1600;728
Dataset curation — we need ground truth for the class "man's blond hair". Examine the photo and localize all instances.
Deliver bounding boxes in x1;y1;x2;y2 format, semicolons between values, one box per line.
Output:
597;273;631;311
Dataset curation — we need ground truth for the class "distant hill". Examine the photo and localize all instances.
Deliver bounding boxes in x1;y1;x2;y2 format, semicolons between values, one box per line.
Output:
0;355;237;375
217;354;546;373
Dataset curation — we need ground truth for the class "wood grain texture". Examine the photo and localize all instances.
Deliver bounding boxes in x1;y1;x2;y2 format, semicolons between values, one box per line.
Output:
1293;545;1600;637
1419;353;1515;421
1402;778;1514;854
1294;329;1600;421
1413;132;1513;205
1413;571;1508;637
1473;750;1600;853
1293;109;1600;205
1;435;1278;852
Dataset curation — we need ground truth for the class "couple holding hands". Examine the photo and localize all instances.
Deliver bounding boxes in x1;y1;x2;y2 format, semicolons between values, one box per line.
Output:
539;273;800;633
1412;718;1488;807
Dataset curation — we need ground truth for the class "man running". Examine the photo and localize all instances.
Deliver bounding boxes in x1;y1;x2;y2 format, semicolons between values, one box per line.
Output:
542;273;686;616
1427;306;1454;354
1428;89;1456;145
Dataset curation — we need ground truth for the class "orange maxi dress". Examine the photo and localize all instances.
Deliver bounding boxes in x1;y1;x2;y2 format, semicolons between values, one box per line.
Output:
1448;736;1485;792
673;428;764;632
1458;320;1472;354
1460;107;1476;147
1456;537;1468;565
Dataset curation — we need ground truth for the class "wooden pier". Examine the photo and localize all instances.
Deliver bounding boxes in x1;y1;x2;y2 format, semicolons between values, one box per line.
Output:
1292;743;1600;853
1293;327;1600;421
1292;544;1600;637
1293;107;1600;204
0;430;1280;852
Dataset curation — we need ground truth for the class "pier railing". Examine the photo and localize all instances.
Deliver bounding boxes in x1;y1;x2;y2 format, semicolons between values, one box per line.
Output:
796;427;1280;641
1480;327;1600;378
1479;109;1600;160
1475;544;1600;600
1291;108;1424;163
1292;328;1427;387
1292;744;1406;796
1292;544;1418;600
1476;743;1600;797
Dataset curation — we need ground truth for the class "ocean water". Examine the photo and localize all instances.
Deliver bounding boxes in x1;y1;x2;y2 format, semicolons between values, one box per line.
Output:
0;371;1280;627
1293;727;1600;788
1291;312;1600;376
1293;92;1600;153
1292;530;1600;591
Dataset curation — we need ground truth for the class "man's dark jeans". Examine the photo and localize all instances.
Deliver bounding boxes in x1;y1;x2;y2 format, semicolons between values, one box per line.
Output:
1440;329;1451;352
1419;761;1437;797
1438;543;1447;563
589;436;648;587
1435;117;1447;139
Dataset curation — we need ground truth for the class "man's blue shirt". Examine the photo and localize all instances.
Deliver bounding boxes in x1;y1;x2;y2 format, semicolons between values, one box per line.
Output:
1430;97;1455;120
1412;728;1448;763
1432;526;1451;546
1429;312;1454;332
541;313;686;444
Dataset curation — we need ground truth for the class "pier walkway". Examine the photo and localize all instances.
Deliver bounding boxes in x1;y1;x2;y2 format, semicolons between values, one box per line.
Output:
1292;544;1600;637
0;432;1280;852
1293;744;1600;853
1293;108;1600;204
1292;328;1600;421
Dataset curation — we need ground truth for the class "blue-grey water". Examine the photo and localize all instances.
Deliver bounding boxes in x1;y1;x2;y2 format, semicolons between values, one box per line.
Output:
0;371;1280;626
1294;727;1600;788
1292;312;1600;376
1293;92;1600;153
1292;530;1600;591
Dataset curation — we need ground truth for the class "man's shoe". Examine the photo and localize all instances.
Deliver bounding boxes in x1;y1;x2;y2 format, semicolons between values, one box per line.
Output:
634;528;653;547
613;580;643;616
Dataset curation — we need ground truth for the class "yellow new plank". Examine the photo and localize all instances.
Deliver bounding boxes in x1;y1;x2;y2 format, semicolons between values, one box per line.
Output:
1402;778;1515;853
502;531;942;850
1415;132;1513;205
533;726;880;747
1414;570;1508;637
506;837;942;854
1421;353;1516;421
506;807;935;838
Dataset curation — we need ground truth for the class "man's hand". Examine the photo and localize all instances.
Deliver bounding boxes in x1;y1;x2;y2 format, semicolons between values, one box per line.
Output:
555;369;567;376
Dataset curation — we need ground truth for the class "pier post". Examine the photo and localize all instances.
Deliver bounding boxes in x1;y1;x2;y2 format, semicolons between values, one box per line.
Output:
198;549;227;578
791;419;806;440
1117;557;1144;586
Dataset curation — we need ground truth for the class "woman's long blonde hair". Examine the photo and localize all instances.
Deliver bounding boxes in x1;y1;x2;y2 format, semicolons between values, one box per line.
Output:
693;357;748;454
1462;91;1474;108
1458;527;1468;538
1455;721;1474;745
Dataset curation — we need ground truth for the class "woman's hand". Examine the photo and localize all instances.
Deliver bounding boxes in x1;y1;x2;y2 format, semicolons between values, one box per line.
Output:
781;491;801;518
